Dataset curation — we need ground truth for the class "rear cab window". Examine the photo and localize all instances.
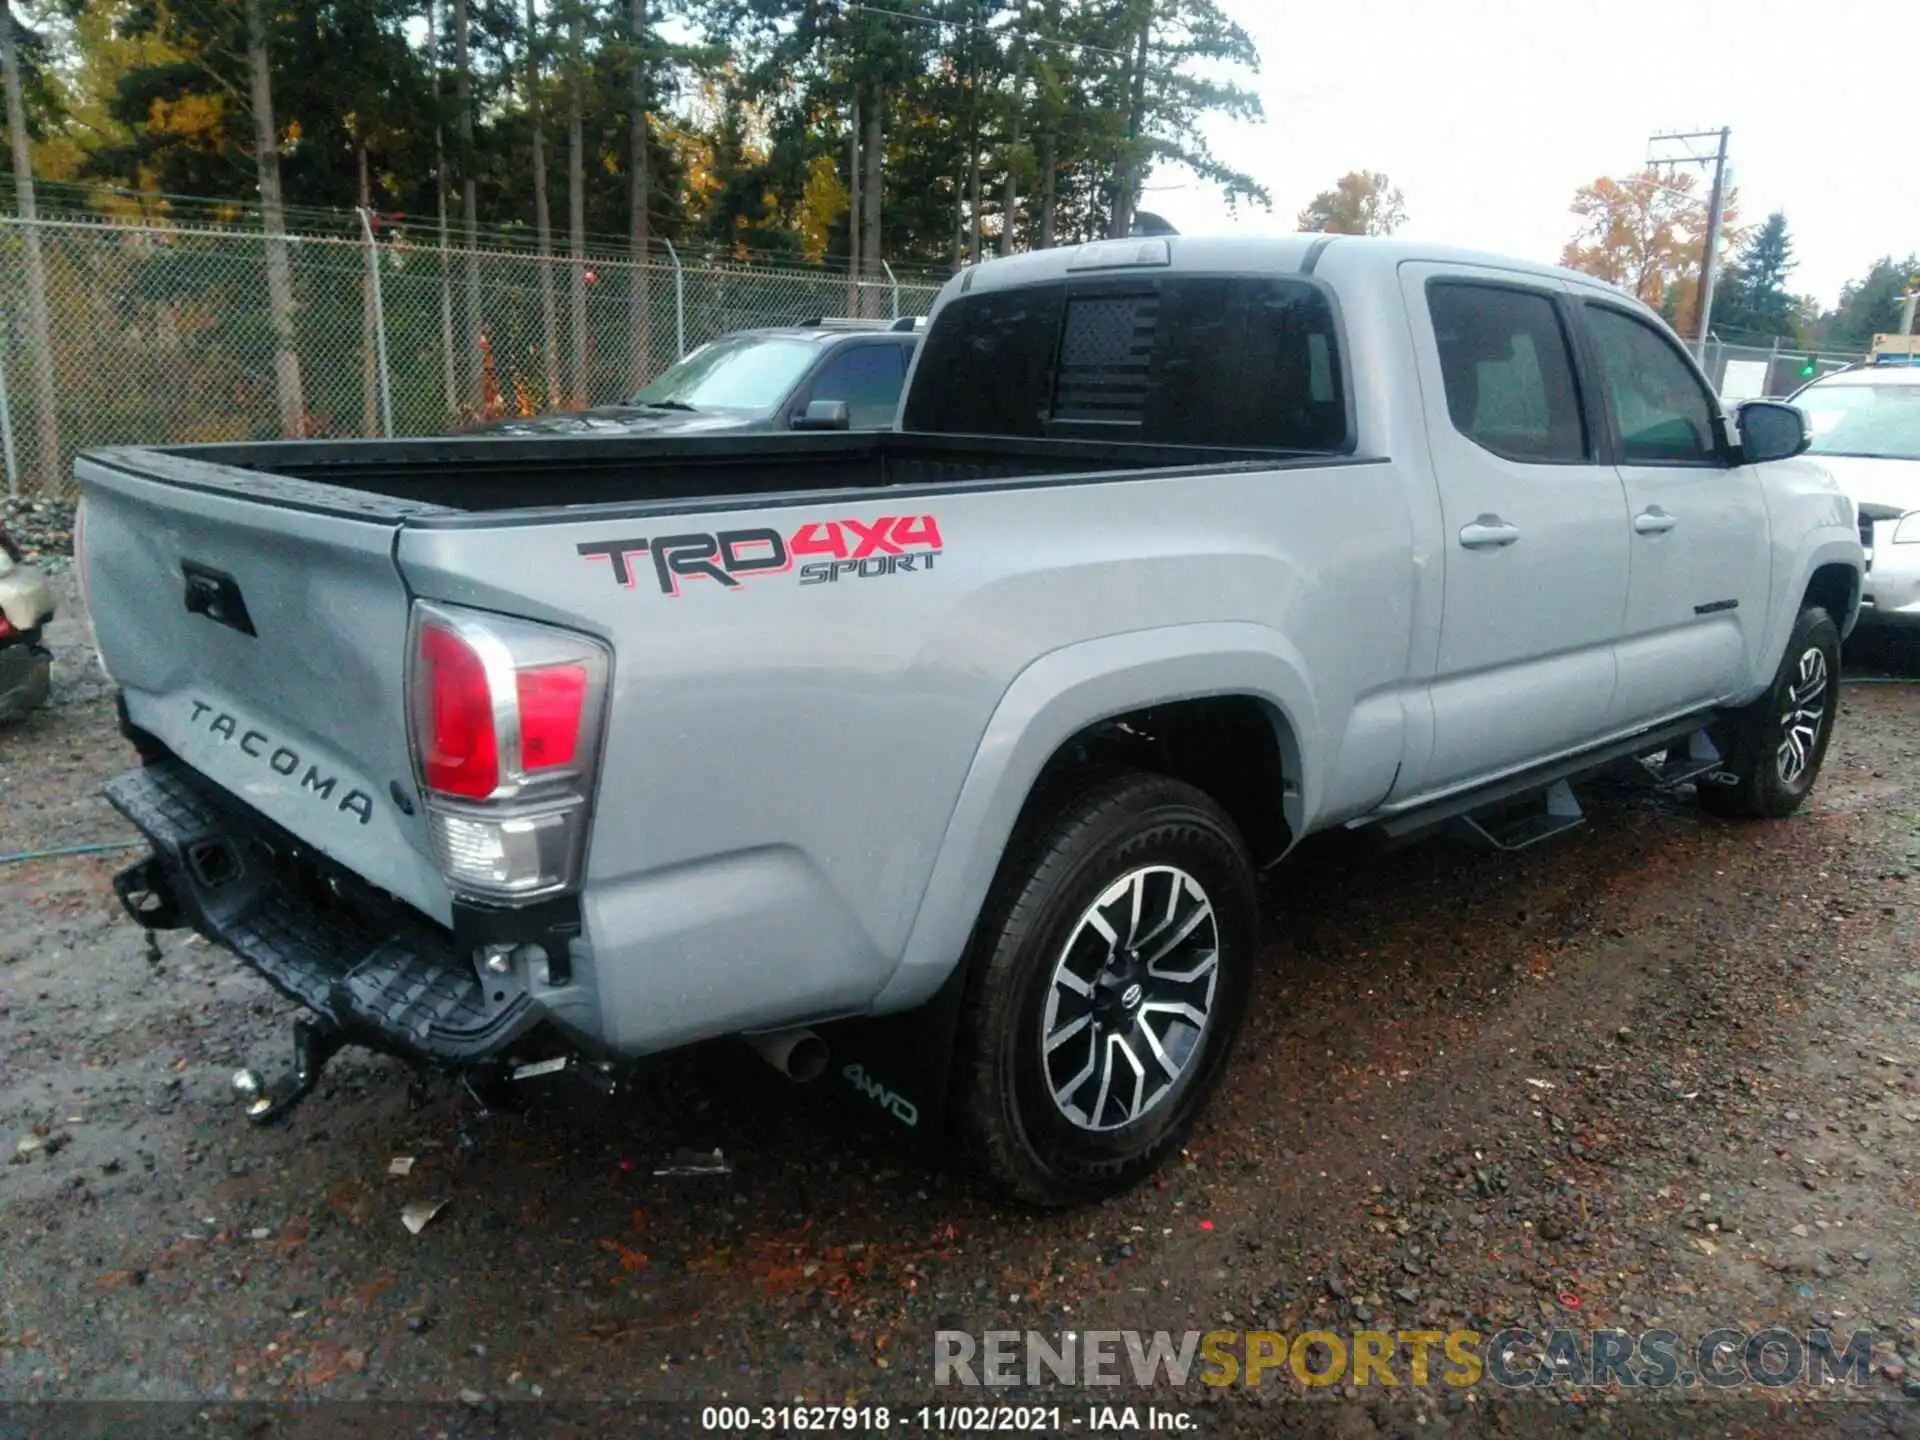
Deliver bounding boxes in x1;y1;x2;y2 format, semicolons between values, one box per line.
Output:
904;274;1351;453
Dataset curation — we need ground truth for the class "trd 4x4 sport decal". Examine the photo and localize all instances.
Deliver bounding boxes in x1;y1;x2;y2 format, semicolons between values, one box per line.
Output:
578;514;943;597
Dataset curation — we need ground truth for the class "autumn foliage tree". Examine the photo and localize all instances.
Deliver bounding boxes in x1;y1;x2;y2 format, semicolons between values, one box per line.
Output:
1559;168;1740;332
1296;170;1405;236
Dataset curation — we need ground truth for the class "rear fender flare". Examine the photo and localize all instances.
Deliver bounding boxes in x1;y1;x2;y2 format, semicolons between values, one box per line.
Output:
870;621;1316;1013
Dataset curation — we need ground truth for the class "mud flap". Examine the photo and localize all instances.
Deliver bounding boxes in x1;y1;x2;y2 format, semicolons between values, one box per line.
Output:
816;960;971;1146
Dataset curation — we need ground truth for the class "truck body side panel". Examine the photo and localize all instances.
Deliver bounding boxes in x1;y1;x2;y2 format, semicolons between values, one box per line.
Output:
394;457;1420;1051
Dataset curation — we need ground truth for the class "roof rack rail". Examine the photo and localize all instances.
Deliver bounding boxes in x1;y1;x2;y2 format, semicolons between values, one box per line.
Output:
889;315;926;332
797;316;893;331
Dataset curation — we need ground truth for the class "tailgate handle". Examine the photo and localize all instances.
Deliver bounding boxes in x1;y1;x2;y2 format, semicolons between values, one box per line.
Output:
181;562;257;637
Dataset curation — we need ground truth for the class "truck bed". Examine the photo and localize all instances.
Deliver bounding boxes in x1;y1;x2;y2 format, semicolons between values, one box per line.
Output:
80;431;1317;522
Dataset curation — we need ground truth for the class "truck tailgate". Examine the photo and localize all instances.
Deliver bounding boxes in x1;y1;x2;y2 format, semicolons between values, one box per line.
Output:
78;454;452;926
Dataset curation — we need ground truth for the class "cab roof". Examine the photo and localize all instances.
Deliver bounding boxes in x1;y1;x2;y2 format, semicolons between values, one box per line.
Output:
944;232;1621;298
725;316;924;345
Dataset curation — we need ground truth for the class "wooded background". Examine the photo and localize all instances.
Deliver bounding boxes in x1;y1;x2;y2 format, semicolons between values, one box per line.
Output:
0;1;1914;496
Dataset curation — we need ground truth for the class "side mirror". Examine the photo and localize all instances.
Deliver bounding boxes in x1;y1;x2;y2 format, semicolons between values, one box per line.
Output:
1734;400;1810;465
791;399;850;432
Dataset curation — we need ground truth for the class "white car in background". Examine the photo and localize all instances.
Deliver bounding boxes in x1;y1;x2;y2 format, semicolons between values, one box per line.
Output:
1791;365;1920;626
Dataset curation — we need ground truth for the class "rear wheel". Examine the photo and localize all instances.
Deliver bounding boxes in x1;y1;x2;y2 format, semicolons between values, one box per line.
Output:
953;772;1259;1207
1699;604;1840;819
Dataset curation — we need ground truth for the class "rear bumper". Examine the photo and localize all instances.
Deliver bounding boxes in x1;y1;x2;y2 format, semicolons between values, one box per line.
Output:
103;759;543;1067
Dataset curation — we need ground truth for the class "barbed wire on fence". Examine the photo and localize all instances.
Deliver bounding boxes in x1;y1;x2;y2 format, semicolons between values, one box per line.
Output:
0;213;947;499
11;206;1881;502
0;174;958;286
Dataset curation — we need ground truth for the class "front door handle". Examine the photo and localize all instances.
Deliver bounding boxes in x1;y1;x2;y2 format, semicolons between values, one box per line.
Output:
1634;507;1678;535
1459;515;1520;550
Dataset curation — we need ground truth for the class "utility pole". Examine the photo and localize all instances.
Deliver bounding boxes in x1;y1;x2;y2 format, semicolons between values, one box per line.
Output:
1648;126;1729;358
0;0;62;491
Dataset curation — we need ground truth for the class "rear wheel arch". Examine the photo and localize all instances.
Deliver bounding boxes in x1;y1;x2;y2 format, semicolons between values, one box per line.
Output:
876;628;1315;1014
1016;694;1300;868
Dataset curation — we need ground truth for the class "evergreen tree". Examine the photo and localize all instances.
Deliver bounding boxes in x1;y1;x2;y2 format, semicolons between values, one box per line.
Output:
1714;211;1798;341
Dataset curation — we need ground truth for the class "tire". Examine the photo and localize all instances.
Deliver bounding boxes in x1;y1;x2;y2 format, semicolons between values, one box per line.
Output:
952;771;1259;1207
1698;604;1841;820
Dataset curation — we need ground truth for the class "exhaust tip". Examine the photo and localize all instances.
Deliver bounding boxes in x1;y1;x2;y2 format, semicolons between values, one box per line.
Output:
744;1028;829;1083
784;1032;829;1084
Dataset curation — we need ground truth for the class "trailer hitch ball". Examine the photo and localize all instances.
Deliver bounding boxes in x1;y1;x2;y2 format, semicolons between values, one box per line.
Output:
232;1068;273;1117
233;1019;347;1125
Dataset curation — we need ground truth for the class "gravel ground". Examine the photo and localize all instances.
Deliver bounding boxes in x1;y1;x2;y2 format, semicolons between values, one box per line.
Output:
0;495;78;574
4;575;1920;1438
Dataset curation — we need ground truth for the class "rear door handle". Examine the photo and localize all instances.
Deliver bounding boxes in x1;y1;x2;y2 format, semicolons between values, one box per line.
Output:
1458;515;1520;550
1634;507;1677;535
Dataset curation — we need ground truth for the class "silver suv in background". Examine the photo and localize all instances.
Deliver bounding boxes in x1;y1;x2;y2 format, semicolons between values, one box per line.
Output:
1791;364;1920;626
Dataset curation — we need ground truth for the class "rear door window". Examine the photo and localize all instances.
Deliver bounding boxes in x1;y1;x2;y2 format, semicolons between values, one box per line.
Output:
1426;282;1589;463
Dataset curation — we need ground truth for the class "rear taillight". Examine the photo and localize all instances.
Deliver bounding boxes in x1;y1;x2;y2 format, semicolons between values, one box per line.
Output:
417;622;500;798
406;601;610;902
515;663;587;771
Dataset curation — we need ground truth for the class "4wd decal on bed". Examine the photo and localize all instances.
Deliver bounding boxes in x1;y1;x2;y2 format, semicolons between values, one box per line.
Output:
578;514;943;597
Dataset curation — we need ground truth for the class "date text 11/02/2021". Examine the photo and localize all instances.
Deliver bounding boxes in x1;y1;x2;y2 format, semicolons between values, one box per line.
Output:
699;1405;1192;1432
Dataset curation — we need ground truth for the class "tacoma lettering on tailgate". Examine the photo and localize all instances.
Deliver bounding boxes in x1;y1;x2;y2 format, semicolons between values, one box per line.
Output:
578;514;943;597
188;699;376;826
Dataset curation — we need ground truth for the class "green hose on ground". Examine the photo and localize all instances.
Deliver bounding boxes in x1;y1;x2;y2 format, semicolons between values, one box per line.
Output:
0;839;143;867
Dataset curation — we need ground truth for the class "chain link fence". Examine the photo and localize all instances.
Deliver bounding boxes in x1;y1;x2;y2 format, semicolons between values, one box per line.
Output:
1697;339;1864;402
0;214;945;499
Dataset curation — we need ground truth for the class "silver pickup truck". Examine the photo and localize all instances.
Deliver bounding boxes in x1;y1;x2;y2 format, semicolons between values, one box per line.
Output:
78;234;1862;1207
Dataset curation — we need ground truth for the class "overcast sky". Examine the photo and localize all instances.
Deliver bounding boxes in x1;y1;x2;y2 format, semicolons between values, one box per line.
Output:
1143;0;1914;310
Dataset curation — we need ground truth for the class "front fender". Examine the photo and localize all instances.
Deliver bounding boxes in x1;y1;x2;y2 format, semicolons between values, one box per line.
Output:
869;621;1316;1013
1761;528;1863;681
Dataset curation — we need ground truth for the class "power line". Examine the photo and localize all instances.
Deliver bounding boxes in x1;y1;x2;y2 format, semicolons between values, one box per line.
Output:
1647;126;1730;354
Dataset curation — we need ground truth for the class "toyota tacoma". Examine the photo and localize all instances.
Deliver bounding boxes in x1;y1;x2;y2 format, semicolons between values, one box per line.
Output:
77;234;1862;1206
